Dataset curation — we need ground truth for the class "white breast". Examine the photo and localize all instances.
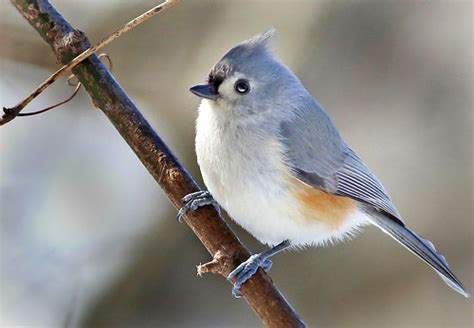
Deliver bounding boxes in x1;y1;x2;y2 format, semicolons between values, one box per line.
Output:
195;100;367;247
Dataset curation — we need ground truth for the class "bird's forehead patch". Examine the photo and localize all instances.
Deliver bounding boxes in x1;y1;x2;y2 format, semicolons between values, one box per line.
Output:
208;62;232;92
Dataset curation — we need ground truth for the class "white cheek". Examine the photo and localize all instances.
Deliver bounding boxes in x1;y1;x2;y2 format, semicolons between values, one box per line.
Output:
218;72;255;101
218;77;238;100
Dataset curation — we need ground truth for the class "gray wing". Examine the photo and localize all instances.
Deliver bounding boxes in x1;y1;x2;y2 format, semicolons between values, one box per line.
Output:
280;98;401;220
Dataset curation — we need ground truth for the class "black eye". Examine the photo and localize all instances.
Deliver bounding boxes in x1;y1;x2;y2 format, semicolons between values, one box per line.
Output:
234;79;250;94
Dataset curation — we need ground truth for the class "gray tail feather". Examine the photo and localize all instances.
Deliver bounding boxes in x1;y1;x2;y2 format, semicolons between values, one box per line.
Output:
369;213;469;298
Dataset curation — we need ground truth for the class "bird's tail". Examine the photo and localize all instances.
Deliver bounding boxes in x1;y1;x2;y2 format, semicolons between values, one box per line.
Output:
369;212;469;298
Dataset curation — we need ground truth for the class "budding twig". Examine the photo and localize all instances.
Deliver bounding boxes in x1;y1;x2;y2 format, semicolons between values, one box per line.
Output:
1;0;178;126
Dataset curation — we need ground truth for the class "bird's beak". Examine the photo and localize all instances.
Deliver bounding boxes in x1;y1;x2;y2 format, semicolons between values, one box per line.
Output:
189;84;219;101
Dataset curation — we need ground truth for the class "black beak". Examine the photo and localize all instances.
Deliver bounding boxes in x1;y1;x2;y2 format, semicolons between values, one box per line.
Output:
189;84;219;101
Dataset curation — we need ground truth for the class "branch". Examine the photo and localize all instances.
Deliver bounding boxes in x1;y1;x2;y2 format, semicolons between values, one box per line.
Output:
8;1;306;327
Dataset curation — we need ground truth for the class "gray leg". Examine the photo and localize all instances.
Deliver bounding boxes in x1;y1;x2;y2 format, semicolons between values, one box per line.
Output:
177;190;220;223
227;240;291;298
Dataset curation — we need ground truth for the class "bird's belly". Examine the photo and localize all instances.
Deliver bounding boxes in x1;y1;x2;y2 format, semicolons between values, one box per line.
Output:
195;103;367;246
208;171;367;246
197;140;366;247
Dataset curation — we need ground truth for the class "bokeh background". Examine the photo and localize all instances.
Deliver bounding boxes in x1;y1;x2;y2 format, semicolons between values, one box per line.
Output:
1;0;472;327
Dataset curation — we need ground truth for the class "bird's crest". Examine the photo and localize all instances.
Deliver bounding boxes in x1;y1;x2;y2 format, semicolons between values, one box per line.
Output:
243;29;275;53
221;29;276;65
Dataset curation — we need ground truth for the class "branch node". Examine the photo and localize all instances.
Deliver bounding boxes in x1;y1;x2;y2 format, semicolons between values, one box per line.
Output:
54;29;89;63
3;107;15;115
197;250;231;277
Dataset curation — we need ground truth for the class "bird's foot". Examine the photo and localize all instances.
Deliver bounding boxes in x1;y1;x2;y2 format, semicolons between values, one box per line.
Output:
177;190;220;223
226;240;291;298
227;253;273;298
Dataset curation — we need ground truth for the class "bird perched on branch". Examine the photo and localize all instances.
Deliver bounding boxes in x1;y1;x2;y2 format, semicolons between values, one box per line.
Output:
182;30;469;298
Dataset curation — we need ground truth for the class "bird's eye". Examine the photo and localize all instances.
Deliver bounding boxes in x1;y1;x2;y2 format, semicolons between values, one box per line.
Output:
234;79;250;95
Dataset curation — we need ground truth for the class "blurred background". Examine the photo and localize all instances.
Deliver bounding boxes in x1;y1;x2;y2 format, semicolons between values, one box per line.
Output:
1;0;472;327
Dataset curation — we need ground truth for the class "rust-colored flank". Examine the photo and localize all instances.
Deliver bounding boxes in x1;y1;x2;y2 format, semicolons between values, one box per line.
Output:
291;177;356;227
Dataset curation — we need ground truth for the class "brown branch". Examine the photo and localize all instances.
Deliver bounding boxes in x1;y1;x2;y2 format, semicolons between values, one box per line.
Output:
8;1;306;327
1;0;178;126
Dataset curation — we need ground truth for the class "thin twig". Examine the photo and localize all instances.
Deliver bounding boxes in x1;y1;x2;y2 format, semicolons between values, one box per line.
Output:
16;82;81;117
16;53;112;117
1;0;178;126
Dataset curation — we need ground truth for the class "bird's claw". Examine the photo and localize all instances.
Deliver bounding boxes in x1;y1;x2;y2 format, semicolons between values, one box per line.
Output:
177;190;220;223
227;254;273;298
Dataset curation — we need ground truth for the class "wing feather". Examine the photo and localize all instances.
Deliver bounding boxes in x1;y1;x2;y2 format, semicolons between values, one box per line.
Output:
336;150;401;219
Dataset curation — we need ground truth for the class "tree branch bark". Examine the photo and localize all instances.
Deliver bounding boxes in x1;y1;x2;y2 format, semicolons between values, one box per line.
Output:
9;1;306;327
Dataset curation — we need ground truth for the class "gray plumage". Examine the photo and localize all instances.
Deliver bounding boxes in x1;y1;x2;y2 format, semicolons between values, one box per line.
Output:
217;31;402;218
190;30;469;298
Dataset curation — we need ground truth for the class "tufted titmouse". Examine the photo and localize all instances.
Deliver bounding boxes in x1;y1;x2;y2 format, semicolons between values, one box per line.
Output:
181;31;469;298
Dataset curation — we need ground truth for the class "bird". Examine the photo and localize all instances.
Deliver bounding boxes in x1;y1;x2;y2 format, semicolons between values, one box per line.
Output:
181;30;469;299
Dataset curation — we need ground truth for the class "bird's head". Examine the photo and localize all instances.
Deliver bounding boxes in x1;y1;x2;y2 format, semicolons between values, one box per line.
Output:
190;30;304;120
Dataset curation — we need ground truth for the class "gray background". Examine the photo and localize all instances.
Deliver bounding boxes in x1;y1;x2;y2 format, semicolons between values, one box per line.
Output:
1;1;472;327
